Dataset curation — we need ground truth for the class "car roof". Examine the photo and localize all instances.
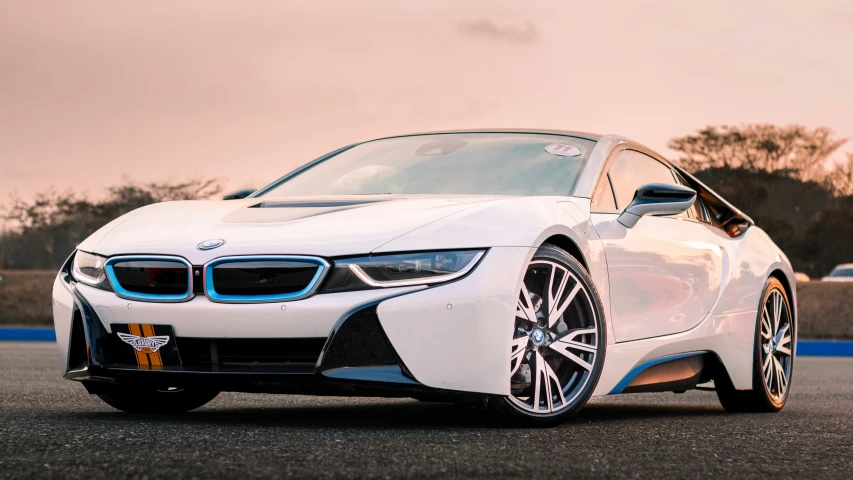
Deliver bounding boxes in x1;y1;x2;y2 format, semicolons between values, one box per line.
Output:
369;129;604;143
832;264;853;270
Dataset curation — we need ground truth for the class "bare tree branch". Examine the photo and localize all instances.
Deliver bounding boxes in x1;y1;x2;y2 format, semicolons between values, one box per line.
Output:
1;178;222;269
669;124;848;186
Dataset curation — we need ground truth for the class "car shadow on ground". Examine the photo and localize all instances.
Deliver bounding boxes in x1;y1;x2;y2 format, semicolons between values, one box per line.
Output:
66;399;728;430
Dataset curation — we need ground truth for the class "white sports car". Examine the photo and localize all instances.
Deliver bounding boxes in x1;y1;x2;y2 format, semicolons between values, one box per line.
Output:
52;130;796;425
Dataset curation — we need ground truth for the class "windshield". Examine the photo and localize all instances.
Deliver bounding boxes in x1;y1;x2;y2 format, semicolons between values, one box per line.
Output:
257;133;596;197
830;268;853;278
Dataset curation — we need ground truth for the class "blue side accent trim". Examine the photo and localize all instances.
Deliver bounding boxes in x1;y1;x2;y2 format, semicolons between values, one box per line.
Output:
104;255;193;302
610;351;709;395
204;255;330;303
0;328;57;341
797;341;853;356
322;365;419;385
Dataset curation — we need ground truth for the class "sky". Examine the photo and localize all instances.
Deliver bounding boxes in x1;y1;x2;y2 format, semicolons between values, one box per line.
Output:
1;0;852;205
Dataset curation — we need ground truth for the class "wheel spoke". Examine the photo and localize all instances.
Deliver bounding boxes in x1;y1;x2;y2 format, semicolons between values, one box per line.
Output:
546;266;568;324
563;327;597;340
510;335;529;377
544;359;566;411
556;326;597;352
555;339;597;354
532;352;564;413
774;323;791;356
773;356;788;395
779;361;789;393
772;292;782;333
760;308;773;339
548;282;581;328
531;352;545;411
517;284;537;323
775;323;789;341
763;353;773;385
773;357;780;394
548;340;594;371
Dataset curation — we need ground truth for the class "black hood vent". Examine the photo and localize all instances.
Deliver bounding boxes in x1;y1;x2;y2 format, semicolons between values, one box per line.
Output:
250;199;390;209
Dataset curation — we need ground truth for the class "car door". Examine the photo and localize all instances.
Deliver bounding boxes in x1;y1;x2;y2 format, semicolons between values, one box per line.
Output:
590;148;725;343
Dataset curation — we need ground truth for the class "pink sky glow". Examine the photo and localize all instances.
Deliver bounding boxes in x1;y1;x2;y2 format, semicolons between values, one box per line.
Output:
2;0;852;204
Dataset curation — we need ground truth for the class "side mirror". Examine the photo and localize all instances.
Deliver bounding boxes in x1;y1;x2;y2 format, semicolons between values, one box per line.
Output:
222;188;257;200
617;183;696;228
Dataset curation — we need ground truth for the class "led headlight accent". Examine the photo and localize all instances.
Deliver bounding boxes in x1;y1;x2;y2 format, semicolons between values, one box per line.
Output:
324;250;485;292
71;250;110;289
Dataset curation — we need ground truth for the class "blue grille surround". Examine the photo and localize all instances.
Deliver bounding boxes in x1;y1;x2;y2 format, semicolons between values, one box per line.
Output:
204;255;330;304
104;255;194;303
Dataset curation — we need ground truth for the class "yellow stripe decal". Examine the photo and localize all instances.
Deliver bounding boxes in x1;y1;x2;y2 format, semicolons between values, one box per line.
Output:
141;324;163;369
128;324;149;368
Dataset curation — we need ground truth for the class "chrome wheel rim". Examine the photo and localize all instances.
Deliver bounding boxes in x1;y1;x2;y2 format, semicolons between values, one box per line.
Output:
509;260;599;414
760;289;793;401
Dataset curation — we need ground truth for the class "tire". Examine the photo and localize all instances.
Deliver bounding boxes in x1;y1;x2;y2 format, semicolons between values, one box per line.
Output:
490;244;607;426
716;277;794;412
97;386;220;414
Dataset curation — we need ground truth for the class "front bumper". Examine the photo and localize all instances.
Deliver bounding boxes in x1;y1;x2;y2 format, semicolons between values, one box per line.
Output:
62;305;449;399
53;247;532;396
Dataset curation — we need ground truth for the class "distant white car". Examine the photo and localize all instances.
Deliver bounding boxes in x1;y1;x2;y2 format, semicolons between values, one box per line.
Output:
52;130;796;425
822;264;853;282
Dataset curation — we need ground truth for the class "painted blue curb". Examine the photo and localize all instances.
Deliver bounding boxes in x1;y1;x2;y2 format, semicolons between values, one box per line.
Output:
0;327;56;341
797;341;853;357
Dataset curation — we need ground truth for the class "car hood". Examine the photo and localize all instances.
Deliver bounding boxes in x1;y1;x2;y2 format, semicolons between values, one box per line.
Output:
79;195;535;263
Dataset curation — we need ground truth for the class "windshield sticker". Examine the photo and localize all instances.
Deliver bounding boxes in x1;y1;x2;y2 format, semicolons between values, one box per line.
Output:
545;144;581;157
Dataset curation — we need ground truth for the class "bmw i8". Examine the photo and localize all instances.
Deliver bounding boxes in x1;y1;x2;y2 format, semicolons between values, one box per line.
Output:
53;130;796;425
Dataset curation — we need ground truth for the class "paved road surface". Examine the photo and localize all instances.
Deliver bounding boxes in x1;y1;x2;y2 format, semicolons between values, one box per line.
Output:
1;343;851;479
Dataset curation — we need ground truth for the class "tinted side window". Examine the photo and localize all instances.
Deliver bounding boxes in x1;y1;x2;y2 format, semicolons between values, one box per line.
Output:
607;150;677;209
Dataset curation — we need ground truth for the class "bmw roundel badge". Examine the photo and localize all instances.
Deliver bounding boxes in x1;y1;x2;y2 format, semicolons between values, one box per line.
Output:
197;238;226;250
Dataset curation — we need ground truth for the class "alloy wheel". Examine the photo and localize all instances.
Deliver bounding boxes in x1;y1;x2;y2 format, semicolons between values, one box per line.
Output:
760;288;793;401
509;260;600;414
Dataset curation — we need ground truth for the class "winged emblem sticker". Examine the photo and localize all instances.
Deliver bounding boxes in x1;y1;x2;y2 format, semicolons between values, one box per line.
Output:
117;332;170;353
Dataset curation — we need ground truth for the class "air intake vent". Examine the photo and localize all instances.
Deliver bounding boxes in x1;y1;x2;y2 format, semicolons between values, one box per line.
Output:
176;337;326;370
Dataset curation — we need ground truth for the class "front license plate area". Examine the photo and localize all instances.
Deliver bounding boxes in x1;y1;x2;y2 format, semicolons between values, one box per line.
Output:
110;324;181;369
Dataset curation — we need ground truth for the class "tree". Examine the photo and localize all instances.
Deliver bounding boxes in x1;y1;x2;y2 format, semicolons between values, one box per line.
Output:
670;124;853;278
0;179;221;269
828;153;853;197
668;124;847;183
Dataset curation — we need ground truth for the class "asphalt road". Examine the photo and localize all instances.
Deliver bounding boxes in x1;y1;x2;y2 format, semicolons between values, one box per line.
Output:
1;343;851;479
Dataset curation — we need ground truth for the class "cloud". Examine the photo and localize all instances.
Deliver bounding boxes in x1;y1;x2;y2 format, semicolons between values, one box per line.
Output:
457;20;538;44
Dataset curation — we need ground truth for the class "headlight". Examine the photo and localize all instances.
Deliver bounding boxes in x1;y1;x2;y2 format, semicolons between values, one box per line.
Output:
71;250;110;289
322;250;485;293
